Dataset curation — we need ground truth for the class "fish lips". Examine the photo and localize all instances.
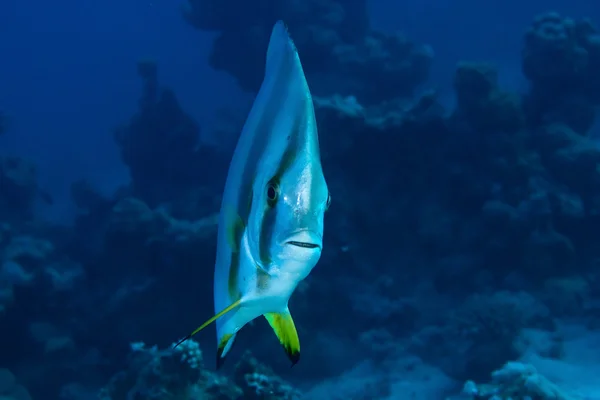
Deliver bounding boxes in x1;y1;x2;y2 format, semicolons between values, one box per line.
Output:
287;241;320;249
284;231;322;250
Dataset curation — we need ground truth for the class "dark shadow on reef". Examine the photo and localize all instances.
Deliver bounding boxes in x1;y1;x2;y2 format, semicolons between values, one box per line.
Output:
1;3;600;399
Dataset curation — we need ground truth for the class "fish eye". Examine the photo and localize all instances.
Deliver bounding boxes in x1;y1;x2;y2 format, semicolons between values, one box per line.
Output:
266;182;279;205
325;193;331;210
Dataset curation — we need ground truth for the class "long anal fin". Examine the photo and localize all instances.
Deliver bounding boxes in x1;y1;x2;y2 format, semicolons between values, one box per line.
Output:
173;299;242;348
264;310;300;366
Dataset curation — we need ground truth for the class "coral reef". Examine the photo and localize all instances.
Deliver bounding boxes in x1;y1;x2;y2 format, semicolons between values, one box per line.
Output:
409;291;555;382
99;341;299;400
98;340;239;399
182;0;432;104
113;61;226;220
453;62;524;134
523;12;600;134
234;352;302;400
3;6;600;400
458;361;578;400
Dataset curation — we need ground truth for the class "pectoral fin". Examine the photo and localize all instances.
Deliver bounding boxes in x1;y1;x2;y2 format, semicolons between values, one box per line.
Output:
264;310;300;365
173;299;242;348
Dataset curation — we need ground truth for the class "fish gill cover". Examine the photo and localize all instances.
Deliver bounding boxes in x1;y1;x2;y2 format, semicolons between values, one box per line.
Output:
1;1;600;400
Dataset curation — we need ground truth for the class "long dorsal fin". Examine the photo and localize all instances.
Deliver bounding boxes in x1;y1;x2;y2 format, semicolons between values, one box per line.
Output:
265;21;296;78
263;20;310;99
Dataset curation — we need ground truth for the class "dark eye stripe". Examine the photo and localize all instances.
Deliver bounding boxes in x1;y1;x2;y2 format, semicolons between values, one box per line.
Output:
226;88;277;300
256;122;300;269
259;203;276;267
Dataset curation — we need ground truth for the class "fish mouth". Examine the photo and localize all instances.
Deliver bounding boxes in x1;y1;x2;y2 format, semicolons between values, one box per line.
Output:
287;241;320;249
284;231;322;250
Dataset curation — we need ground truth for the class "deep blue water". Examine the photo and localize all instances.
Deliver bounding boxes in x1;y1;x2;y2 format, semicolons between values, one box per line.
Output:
2;0;598;222
2;0;600;399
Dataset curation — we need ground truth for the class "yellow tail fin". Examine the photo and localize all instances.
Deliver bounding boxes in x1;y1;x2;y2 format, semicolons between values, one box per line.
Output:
173;299;242;348
264;309;300;365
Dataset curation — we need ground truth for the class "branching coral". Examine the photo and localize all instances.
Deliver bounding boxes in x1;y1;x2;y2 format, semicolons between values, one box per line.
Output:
99;340;216;399
99;341;301;400
234;352;302;400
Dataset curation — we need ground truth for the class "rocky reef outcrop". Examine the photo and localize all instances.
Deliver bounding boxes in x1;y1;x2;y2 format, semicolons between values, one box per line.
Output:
99;340;300;400
523;12;600;134
182;0;432;105
114;61;226;220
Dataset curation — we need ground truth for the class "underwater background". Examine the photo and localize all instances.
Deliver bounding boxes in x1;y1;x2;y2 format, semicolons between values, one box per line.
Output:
2;0;600;399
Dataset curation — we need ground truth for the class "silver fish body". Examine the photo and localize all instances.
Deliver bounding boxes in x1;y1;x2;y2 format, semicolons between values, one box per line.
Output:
174;20;330;368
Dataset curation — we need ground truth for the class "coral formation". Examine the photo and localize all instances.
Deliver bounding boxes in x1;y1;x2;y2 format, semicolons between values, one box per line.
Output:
453;62;524;134
182;0;432;104
459;361;578;400
99;341;299;399
234;352;302;400
523;12;600;134
408;291;555;382
113;61;226;220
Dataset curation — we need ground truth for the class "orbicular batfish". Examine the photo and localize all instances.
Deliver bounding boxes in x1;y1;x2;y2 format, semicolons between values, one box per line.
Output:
174;20;330;368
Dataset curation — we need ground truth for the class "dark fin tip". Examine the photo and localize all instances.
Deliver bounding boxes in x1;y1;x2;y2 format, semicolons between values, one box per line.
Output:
173;334;191;349
216;347;227;370
287;349;300;367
